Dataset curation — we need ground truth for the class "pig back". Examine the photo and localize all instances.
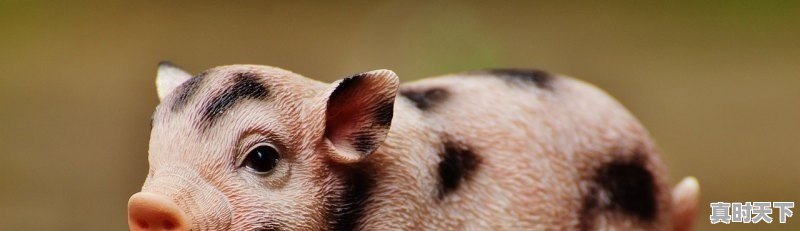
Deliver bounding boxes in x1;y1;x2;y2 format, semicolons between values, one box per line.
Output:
393;69;673;230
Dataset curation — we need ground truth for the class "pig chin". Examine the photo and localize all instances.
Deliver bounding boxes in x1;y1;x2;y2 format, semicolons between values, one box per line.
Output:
129;167;233;231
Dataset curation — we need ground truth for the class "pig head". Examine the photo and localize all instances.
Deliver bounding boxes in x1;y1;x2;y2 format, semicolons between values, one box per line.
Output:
129;62;399;230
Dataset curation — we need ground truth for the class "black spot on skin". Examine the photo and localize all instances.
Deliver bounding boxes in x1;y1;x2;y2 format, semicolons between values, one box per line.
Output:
598;160;657;219
477;68;553;89
372;99;395;127
351;131;378;155
597;160;657;220
326;164;375;231
170;72;207;111
579;187;600;231
199;72;268;128
400;88;448;110
437;142;481;199
579;157;657;229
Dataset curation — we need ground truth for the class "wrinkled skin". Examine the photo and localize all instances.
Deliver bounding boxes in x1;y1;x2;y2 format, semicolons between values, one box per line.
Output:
128;63;699;230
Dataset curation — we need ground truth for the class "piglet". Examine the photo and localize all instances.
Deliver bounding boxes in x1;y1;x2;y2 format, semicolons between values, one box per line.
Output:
128;62;699;230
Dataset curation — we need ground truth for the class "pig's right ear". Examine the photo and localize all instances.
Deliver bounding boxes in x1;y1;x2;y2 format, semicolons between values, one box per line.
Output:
322;70;399;164
156;61;192;101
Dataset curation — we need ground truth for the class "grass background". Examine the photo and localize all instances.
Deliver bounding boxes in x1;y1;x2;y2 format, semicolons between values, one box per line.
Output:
0;1;798;230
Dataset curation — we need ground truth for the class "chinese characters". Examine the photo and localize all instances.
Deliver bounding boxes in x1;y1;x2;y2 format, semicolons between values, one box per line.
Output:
710;202;794;224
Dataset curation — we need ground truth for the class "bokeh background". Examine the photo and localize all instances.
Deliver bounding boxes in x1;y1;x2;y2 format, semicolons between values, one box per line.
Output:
1;1;798;230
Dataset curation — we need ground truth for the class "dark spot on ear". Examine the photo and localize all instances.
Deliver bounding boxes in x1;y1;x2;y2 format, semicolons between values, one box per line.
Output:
350;130;379;155
199;72;268;129
326;164;375;231
473;68;553;89
437;142;481;199
580;157;657;229
340;100;394;156
170;72;207;111
328;73;366;102
372;99;395;127
400;88;448;110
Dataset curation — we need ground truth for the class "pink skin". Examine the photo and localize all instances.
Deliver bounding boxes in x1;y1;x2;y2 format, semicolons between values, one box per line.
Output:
128;63;699;230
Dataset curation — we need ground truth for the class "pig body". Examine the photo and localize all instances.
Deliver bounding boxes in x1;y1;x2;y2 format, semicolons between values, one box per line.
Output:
128;63;699;231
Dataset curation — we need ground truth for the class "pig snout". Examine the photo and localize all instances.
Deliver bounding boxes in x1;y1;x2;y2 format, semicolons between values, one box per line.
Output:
128;192;189;231
127;168;233;230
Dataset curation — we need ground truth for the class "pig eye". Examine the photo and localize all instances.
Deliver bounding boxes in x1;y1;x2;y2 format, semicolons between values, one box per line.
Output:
242;144;280;174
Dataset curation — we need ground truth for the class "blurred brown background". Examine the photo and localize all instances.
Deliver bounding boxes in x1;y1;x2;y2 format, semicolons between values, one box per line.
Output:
1;1;798;230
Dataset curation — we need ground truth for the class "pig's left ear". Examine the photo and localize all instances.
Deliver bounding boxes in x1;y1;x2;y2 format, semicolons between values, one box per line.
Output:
323;70;399;163
156;61;193;101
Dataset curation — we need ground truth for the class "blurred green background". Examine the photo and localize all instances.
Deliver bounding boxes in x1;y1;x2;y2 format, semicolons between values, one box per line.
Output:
1;1;798;230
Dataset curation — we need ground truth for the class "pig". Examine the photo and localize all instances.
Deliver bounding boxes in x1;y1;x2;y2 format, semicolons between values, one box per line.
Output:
128;62;700;231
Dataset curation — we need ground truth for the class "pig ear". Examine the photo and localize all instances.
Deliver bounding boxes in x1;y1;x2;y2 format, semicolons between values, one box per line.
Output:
323;70;399;163
156;61;192;101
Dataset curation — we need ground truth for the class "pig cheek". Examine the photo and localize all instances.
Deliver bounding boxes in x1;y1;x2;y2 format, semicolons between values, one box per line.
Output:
227;200;285;230
226;188;322;230
226;190;285;229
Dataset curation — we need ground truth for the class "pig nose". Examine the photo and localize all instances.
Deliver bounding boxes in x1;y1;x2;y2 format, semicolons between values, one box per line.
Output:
128;192;189;231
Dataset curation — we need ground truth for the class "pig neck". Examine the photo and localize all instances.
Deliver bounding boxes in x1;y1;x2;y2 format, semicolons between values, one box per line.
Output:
350;96;440;229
